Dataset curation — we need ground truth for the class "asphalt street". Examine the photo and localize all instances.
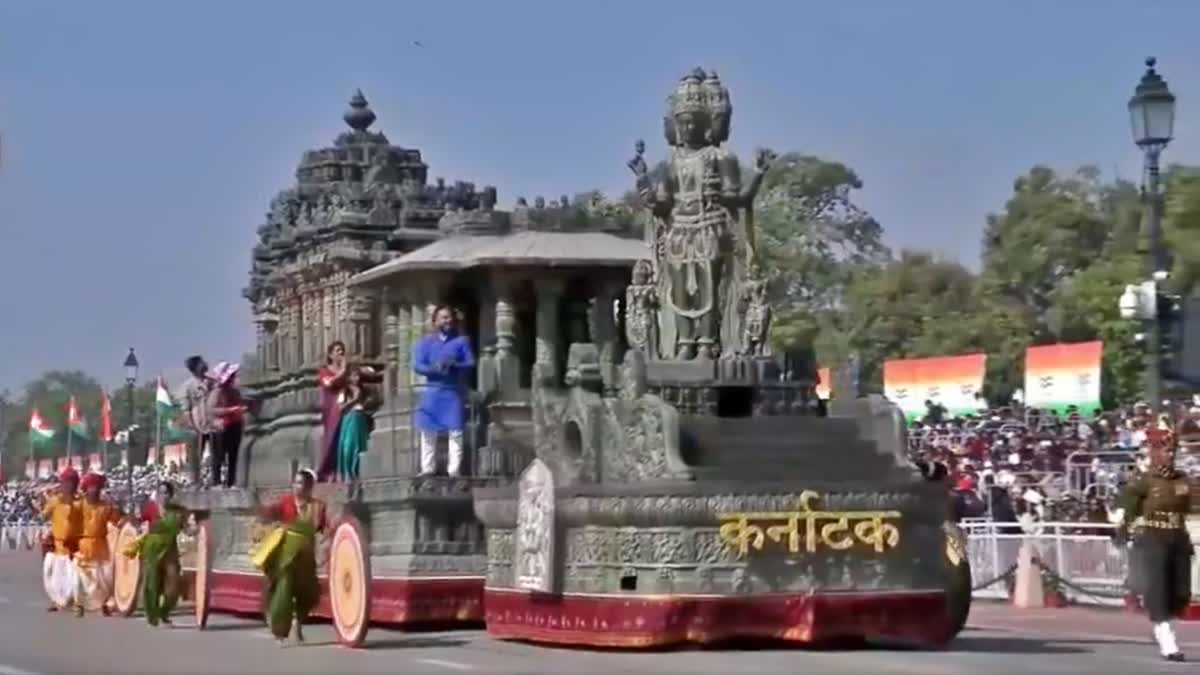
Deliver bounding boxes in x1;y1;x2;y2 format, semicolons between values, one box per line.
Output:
0;551;1194;675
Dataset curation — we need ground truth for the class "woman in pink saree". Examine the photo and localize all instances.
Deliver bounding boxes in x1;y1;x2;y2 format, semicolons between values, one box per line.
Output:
316;341;348;481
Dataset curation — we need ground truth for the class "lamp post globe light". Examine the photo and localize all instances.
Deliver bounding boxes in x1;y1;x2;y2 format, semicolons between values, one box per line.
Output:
1125;58;1177;414
123;347;138;507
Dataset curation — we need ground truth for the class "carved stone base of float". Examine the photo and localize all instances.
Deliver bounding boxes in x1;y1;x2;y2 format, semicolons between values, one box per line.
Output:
482;588;951;647
206;569;484;625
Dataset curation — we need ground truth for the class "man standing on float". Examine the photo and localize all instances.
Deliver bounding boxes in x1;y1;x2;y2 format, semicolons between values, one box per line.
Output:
412;305;473;476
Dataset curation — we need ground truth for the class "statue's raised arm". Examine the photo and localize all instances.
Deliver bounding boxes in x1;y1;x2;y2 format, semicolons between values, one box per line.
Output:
627;140;672;219
742;148;776;205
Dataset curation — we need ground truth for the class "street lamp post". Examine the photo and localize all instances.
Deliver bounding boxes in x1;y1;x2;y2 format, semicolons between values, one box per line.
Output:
124;347;139;508
1128;57;1176;415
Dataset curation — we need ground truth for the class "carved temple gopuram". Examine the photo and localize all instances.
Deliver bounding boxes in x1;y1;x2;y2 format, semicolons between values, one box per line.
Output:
179;72;971;649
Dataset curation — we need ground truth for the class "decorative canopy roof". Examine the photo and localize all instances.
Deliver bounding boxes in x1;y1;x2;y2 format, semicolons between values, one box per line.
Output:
349;229;646;286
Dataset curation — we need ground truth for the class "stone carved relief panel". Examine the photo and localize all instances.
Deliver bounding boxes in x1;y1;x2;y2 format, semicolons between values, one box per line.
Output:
514;458;556;593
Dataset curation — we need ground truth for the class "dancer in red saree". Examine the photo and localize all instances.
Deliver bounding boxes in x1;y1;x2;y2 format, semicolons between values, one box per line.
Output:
316;341;348;481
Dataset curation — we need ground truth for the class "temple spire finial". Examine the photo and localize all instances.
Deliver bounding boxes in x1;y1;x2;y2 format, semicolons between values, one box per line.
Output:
344;89;377;132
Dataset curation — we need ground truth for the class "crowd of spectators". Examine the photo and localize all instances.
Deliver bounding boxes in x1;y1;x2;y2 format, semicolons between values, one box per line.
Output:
909;397;1200;525
0;462;210;525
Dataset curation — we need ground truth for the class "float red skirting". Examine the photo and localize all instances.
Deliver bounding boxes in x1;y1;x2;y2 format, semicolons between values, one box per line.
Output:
207;570;484;625
483;588;951;648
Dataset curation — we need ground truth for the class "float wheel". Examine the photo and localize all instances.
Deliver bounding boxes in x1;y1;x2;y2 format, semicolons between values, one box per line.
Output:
328;515;371;648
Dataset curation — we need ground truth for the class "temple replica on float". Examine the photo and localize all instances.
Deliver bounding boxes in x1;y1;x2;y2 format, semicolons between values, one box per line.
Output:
154;72;970;648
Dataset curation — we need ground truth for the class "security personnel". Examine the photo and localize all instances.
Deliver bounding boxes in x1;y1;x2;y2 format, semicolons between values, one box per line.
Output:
1116;429;1193;662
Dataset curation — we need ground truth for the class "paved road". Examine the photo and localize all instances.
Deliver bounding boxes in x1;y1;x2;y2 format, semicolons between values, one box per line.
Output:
0;551;1194;674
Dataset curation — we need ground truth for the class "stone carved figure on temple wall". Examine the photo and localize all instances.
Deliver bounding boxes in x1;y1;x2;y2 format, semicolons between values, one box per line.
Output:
739;263;771;357
514;458;556;593
625;259;658;355
627;68;775;360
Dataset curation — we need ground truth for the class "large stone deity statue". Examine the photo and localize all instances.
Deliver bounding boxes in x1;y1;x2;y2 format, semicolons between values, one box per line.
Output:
627;68;774;361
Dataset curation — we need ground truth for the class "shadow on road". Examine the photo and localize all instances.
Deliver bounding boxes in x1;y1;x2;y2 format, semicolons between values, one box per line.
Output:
364;636;472;651
945;636;1092;654
197;622;264;632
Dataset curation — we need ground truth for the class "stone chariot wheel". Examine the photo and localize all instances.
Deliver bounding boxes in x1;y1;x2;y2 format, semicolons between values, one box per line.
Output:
940;521;972;644
328;515;371;648
193;519;212;629
113;522;142;617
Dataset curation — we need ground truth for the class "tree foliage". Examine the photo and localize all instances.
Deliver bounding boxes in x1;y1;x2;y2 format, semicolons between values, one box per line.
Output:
753;154;1200;408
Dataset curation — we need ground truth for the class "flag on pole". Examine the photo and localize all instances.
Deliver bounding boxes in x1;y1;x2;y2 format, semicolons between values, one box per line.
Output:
100;390;113;442
67;396;88;438
155;376;176;420
29;408;54;444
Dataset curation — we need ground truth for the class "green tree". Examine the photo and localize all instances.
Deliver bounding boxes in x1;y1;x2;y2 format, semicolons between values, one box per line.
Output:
839;251;984;390
980;166;1115;337
1164;165;1200;295
756;153;890;372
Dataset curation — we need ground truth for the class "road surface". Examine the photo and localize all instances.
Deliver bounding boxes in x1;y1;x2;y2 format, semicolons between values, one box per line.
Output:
0;551;1193;674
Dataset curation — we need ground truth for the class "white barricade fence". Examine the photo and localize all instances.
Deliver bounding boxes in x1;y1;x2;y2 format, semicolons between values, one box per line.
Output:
963;521;1130;606
0;525;49;553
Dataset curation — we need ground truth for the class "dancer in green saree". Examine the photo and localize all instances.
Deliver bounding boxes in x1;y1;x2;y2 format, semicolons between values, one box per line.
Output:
252;468;327;644
125;481;188;627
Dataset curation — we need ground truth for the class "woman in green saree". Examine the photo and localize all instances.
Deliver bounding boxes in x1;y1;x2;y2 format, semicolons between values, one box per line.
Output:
126;481;188;627
252;468;327;644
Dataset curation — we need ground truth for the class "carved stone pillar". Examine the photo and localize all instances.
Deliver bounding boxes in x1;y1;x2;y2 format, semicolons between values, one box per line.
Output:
382;301;400;400
395;303;412;398
590;286;618;391
322;284;335;355
255;307;280;374
349;291;375;358
534;278;563;385
409;303;426;387
493;284;520;400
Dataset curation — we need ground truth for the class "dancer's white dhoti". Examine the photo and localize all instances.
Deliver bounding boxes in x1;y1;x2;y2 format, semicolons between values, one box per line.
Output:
75;559;114;611
43;552;78;608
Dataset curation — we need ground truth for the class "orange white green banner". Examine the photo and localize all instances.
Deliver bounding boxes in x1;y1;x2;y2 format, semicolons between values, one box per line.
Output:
883;353;987;420
1023;341;1103;416
816;368;831;400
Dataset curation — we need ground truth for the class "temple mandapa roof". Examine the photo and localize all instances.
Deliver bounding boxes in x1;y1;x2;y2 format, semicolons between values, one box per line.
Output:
349;230;647;286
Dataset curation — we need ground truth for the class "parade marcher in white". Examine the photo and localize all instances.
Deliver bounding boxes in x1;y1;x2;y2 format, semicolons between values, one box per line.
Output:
41;466;82;612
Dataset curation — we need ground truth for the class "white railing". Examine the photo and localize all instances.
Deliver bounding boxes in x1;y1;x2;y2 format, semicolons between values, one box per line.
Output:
0;525;49;553
964;521;1129;606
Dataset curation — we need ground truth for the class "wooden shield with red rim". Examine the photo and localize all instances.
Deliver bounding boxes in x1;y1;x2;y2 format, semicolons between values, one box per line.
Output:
328;516;371;647
104;523;121;613
193;520;212;629
113;522;141;617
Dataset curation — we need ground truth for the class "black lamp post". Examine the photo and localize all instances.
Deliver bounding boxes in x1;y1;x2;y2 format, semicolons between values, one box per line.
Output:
1128;57;1177;414
123;347;139;506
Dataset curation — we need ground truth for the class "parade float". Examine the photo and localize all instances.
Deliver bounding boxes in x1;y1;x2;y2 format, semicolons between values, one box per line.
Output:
471;68;972;648
161;90;644;646
107;73;970;649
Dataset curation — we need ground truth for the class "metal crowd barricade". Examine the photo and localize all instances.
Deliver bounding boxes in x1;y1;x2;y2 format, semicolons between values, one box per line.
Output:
0;524;49;553
1064;450;1136;496
963;520;1128;606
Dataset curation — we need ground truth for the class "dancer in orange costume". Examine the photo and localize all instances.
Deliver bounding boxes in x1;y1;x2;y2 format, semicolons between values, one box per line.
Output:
41;467;82;612
74;472;123;617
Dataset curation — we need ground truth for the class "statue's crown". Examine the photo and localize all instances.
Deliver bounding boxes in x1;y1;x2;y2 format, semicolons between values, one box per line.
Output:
669;67;729;117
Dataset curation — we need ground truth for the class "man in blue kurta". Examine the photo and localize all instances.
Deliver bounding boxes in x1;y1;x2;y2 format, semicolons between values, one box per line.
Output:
413;306;474;476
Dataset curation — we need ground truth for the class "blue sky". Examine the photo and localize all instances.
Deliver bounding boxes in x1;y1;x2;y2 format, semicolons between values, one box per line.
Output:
1;1;1198;393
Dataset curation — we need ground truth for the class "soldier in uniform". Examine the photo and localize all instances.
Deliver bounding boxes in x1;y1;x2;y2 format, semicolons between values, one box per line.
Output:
1115;428;1192;662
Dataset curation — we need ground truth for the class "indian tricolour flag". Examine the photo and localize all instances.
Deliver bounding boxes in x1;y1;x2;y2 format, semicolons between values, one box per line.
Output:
155;376;176;420
883;353;988;421
29;408;54;444
815;367;831;400
1024;341;1103;417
